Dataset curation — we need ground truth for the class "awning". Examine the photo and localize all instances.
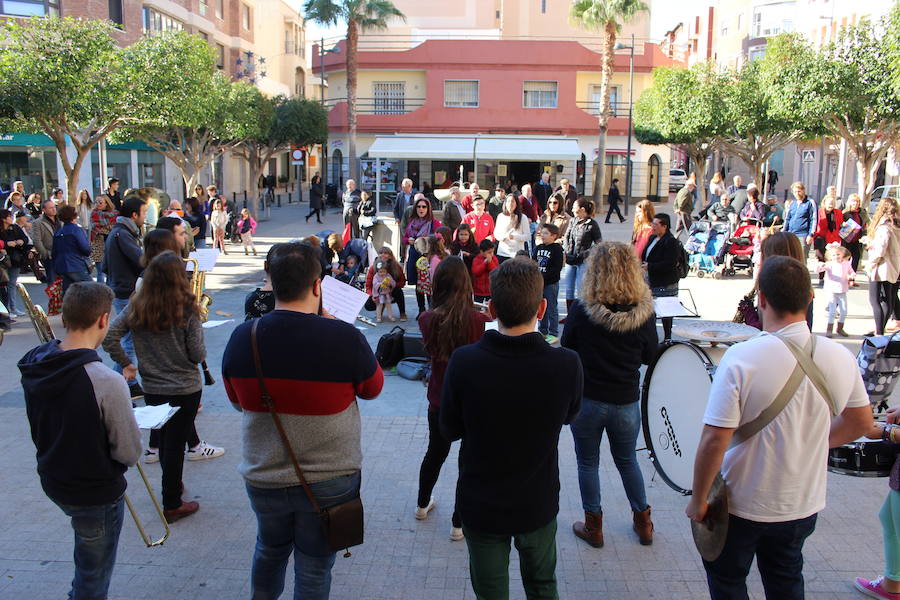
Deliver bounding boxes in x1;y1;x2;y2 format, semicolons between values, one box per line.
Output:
368;135;582;161
368;136;474;160
474;137;581;161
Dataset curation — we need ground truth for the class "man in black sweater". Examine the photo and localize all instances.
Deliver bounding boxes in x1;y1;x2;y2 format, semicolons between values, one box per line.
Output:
19;282;142;600
441;258;583;599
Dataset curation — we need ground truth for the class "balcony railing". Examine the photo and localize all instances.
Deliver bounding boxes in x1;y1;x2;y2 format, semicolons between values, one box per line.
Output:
323;97;426;115
576;100;632;118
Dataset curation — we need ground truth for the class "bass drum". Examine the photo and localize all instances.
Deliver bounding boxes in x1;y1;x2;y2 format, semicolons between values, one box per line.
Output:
641;342;726;495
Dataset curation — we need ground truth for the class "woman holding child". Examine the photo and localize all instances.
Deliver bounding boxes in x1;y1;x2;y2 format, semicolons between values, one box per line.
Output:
416;257;491;542
364;246;407;322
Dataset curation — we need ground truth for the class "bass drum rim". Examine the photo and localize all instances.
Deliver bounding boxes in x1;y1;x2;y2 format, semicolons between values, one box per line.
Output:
641;341;717;496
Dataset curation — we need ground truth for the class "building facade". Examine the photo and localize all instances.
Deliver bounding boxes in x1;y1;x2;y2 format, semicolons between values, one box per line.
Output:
317;2;680;210
0;0;308;204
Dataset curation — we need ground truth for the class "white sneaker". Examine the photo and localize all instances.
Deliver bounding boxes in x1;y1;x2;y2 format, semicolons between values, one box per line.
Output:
143;448;159;464
450;527;465;541
186;441;225;461
415;497;436;520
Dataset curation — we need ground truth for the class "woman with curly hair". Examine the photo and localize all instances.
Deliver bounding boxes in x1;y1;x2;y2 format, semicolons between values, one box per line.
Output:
103;251;206;522
561;241;658;548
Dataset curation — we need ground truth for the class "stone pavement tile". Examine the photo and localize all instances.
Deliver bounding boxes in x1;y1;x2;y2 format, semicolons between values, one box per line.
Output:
0;407;894;600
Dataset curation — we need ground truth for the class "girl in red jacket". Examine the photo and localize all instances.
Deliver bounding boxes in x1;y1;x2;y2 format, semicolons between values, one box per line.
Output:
470;239;499;303
813;196;844;287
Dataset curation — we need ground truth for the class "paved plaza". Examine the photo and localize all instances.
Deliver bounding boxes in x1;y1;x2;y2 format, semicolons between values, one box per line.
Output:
0;200;892;599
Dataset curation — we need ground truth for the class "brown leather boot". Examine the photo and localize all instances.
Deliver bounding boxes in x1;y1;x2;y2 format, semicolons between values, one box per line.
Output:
633;507;653;546
837;321;848;337
573;511;603;547
825;323;834;338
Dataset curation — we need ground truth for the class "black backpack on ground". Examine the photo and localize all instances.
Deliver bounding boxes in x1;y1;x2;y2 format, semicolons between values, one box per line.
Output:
375;326;406;369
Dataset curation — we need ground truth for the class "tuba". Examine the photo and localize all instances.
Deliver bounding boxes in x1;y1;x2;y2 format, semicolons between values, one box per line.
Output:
184;258;215;386
17;283;170;546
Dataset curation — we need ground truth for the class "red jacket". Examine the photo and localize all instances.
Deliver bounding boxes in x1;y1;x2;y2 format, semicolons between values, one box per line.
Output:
814;208;844;245
520;195;540;222
462;211;495;243
470;253;498;297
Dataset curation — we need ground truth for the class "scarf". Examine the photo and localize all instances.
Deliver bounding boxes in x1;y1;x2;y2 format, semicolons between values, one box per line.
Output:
826;210;836;232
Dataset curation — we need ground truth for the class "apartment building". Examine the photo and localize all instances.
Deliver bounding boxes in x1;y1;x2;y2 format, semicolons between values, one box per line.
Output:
0;0;308;203
317;1;678;208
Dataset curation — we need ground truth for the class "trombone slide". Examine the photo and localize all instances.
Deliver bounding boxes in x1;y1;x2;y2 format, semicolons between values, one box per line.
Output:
124;462;170;547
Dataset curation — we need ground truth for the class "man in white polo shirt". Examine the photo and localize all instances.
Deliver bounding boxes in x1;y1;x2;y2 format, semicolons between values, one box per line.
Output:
687;255;873;600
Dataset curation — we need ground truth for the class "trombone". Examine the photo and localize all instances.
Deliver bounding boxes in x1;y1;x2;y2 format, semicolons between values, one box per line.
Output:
184;257;215;385
16;283;171;547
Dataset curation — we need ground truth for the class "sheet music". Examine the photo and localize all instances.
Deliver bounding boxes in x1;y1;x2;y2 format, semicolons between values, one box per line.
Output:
202;319;234;329
133;404;180;430
186;249;220;272
321;276;370;325
654;297;696;318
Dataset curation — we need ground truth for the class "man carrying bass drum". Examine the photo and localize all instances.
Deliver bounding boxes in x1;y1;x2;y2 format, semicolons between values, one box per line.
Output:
686;256;872;600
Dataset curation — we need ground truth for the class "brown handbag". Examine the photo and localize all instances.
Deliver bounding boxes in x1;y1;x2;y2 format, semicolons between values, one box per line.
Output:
250;319;364;557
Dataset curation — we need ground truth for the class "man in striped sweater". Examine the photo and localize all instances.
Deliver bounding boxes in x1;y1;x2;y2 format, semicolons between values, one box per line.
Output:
222;241;383;599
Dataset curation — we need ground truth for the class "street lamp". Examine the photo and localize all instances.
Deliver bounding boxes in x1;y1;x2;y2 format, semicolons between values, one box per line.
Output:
613;34;635;217
319;39;340;200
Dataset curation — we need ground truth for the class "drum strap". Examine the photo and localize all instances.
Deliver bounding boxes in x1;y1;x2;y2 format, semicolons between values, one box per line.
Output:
730;334;835;448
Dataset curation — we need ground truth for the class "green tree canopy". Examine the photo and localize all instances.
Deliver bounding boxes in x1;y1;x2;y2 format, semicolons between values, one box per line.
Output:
635;63;724;205
764;27;900;200
570;0;648;205
119;31;260;194
0;17;131;203
304;0;405;183
233;94;328;217
716;54;811;189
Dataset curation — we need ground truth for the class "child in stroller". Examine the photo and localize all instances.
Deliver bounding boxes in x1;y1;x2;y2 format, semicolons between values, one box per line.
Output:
716;218;761;277
686;220;729;277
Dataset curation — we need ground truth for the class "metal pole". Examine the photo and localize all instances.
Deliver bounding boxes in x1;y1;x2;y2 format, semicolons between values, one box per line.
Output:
624;34;635;217
320;39;329;203
816;136;826;200
99;139;108;193
375;156;381;214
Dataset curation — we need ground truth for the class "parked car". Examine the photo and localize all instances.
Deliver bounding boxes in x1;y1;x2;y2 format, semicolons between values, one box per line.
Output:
669;168;688;192
870;185;900;213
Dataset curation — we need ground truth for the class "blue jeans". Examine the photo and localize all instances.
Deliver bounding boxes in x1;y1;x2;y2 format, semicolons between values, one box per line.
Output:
194;238;207;249
703;513;817;600
563;262;586;300
246;472;362;600
540;282;559;336
6;266;19;312
110;298;136;379
53;495;125;600
570;399;648;514
95;264;105;284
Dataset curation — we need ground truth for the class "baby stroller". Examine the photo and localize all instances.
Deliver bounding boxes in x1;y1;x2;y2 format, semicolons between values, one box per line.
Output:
717;218;761;278
686;221;729;277
338;238;375;291
226;210;241;244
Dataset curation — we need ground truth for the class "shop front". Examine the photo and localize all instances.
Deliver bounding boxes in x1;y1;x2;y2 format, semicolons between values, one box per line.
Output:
0;133;60;198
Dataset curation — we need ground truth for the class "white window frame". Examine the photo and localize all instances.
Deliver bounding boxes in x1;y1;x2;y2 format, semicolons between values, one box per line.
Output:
215;0;223;19
588;84;620;117
523;80;558;109
241;4;251;30
444;80;480;108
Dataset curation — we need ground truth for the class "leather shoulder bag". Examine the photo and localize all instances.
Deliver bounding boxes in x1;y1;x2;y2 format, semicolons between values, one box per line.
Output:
250;319;364;557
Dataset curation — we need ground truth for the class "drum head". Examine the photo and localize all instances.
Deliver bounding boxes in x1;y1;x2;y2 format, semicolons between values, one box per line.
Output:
642;342;724;495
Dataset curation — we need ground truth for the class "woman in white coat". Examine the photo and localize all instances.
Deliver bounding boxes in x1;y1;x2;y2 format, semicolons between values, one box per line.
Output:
493;196;531;262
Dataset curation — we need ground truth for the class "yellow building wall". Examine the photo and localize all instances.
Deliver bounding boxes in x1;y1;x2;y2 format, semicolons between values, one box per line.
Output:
327;70;428;100
574;71;654;104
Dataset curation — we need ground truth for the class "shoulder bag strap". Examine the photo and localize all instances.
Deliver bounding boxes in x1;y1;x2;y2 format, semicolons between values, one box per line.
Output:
730;335;814;448
773;332;839;416
250;319;324;515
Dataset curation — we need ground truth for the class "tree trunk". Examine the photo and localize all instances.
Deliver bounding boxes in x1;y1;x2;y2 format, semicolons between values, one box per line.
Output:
688;146;709;208
856;154;882;203
347;19;359;184
66;149;90;208
592;21;617;210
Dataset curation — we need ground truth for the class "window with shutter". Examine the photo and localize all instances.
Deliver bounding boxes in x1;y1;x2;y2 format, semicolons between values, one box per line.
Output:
523;81;557;109
444;80;479;108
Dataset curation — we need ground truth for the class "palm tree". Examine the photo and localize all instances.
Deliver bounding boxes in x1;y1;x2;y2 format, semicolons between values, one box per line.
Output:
570;0;648;208
303;0;405;183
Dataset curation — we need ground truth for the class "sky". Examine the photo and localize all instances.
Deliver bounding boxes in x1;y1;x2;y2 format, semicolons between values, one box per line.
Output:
296;1;707;44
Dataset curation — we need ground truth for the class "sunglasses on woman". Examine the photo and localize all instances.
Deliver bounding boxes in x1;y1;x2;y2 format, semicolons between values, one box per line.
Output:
416;204;428;208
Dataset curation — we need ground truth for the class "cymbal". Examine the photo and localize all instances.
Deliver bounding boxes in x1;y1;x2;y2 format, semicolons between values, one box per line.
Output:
691;472;729;562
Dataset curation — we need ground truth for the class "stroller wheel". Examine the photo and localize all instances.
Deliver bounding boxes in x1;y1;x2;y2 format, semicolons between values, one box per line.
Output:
697;270;706;278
